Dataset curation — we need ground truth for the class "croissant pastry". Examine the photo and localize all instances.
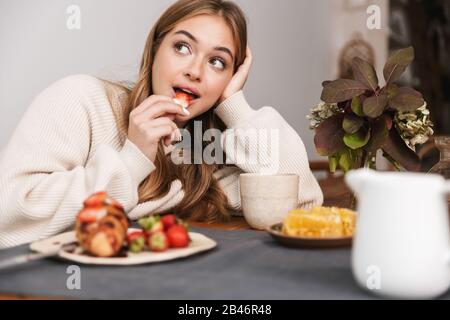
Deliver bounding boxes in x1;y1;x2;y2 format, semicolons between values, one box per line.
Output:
75;192;129;257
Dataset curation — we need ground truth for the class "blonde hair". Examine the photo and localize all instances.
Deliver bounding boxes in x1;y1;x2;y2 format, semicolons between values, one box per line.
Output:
114;0;247;222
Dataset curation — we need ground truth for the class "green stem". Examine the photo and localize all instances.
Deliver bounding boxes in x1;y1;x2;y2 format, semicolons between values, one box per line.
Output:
382;151;405;171
359;150;376;169
360;150;368;169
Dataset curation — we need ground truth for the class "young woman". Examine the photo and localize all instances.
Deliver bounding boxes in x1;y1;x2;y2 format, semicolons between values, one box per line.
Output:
0;0;323;248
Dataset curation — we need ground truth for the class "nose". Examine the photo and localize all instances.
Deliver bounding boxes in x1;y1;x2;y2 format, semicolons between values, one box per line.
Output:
184;58;202;82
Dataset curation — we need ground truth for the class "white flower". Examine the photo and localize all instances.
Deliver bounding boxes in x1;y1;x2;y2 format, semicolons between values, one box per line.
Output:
306;101;343;129
394;102;434;150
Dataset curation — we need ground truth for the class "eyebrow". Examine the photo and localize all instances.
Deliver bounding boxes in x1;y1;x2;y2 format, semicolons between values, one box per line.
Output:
174;30;235;62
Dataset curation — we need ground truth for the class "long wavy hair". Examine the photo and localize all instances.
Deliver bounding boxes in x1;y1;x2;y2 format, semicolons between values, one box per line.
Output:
115;0;247;222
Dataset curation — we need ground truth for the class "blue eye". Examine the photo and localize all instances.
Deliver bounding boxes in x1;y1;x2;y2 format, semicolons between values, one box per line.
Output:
174;42;190;55
210;57;226;70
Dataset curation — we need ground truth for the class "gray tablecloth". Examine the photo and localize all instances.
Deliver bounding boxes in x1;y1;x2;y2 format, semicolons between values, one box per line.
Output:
0;227;447;300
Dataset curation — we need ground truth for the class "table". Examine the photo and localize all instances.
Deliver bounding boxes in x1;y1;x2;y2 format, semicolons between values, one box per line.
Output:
0;226;368;300
0;177;393;300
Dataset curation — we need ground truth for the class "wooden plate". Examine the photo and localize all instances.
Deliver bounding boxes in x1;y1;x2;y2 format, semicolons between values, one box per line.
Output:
267;223;352;248
30;229;217;265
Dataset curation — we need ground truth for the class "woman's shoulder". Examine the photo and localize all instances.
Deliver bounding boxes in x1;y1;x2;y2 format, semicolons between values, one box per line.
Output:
22;74;125;129
25;74;131;136
32;74;130;114
55;74;131;98
56;73;99;84
42;74;107;99
30;74;106;109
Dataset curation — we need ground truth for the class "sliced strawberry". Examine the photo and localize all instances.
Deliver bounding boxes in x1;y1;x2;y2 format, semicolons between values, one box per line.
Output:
126;230;146;243
84;191;124;210
83;191;106;207
161;214;177;231
174;91;192;109
148;231;169;252
78;214;97;224
166;225;190;248
77;207;107;223
105;197;124;210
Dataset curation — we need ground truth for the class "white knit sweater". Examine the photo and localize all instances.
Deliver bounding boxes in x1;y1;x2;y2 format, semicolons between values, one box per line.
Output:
0;74;323;248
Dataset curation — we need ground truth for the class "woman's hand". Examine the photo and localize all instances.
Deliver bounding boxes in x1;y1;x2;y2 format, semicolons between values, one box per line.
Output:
219;46;253;103
127;95;188;163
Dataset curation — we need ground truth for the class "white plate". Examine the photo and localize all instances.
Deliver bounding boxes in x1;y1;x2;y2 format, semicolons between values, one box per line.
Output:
29;229;217;265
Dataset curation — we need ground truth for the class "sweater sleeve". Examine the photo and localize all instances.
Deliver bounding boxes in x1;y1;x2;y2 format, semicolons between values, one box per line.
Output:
213;91;324;212
0;76;155;248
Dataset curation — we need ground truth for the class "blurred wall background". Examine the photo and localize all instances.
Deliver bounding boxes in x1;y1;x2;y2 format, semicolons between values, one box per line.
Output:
0;0;388;160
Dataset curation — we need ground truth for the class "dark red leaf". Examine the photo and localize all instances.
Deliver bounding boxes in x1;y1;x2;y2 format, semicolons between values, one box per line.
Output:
383;47;415;85
352;57;379;92
382;127;421;171
343;114;365;134
366;115;391;152
314;114;345;156
388;87;425;112
363;93;389;118
321;79;367;103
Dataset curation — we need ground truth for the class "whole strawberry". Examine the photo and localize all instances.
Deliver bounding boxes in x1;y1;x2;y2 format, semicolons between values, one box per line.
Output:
176;218;190;231
161;214;177;231
166;225;190;248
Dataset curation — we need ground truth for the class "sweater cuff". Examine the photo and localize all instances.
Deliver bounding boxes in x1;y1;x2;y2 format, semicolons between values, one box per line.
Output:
119;139;156;186
214;91;256;127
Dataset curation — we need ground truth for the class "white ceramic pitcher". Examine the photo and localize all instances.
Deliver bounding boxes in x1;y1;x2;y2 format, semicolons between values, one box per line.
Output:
345;169;450;299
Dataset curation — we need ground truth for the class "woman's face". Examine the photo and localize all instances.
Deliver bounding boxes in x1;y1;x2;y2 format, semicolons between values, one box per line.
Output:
152;14;236;124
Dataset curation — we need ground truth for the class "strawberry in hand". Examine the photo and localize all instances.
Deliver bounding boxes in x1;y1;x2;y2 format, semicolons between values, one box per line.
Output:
173;91;192;109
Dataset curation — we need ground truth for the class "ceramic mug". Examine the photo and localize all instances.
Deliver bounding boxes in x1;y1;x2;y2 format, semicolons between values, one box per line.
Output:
239;173;299;230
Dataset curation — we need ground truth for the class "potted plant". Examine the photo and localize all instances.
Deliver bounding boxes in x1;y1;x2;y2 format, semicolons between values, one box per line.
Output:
307;47;434;173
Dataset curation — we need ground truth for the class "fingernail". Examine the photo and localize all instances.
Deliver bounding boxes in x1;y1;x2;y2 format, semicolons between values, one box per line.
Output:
176;129;181;140
182;107;190;115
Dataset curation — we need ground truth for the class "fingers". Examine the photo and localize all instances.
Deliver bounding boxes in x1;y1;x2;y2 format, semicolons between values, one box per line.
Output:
245;46;253;65
239;46;253;73
145;125;174;146
147;101;189;119
127;94;189;161
133;101;189;124
228;45;253;92
146;117;178;132
131;95;173;116
141;118;181;145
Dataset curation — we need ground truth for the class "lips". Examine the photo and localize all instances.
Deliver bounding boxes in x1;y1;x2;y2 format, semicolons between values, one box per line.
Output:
172;86;200;100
